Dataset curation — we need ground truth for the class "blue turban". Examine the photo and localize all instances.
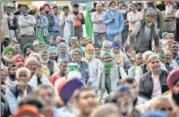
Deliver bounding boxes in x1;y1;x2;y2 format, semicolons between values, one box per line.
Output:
112;42;120;48
48;46;59;54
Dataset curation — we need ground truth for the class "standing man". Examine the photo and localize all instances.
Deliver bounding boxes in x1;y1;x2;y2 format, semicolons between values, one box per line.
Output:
61;6;74;45
18;5;36;50
73;4;85;40
162;0;176;38
53;6;61;38
92;3;106;45
129;8;159;53
43;3;55;39
2;6;18;45
36;7;49;44
103;1;124;42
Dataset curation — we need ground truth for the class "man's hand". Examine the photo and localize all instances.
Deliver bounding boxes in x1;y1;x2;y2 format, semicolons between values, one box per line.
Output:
35;66;42;78
110;18;115;23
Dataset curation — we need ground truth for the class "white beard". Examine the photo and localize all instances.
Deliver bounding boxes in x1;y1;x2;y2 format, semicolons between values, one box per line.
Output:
3;56;12;63
166;6;173;13
40;58;49;64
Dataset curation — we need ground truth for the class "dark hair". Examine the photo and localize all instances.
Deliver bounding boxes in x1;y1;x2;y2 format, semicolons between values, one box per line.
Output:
8;64;16;72
131;3;137;7
53;6;58;9
123;77;136;84
19;96;44;112
63;5;69;11
73;4;79;8
109;1;116;6
93;2;98;8
40;7;44;12
60;61;68;66
21;5;28;9
18;4;23;9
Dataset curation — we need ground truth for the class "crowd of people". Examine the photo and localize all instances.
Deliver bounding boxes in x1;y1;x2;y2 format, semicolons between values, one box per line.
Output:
1;0;179;117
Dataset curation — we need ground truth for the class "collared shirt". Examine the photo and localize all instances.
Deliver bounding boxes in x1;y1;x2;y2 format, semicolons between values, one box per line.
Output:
92;12;106;33
151;73;162;98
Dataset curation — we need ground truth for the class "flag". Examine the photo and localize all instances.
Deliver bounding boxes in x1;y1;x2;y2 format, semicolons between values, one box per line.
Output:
36;28;46;44
85;6;93;40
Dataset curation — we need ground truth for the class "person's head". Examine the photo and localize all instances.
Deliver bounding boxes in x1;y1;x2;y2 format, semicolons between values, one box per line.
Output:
113;86;134;116
72;49;82;63
58;42;68;54
147;1;155;8
73;4;79;15
171;43;179;57
94;44;101;58
158;50;165;63
53;6;58;15
25;57;41;75
165;0;174;12
13;54;25;68
109;1;117;11
16;67;31;89
167;69;179;106
21;5;28;16
23;43;35;56
119;4;128;14
35;85;55;106
85;43;95;61
142;51;153;65
112;42;120;54
1;69;7;82
135;53;143;65
152;97;177;117
102;41;111;51
96;3;103;12
3;46;15;58
43;3;51;14
166;40;174;51
63;5;70;15
145;8;156;25
40;50;49;64
90;104;120;117
48;46;58;60
40;7;45;15
8;64;17;76
14;43;21;54
59;61;68;76
76;88;98;116
130;3;137;12
5;6;12;15
122;78;139;101
165;33;175;40
102;52;113;63
164;50;173;63
29;52;41;61
81;37;90;46
137;2;143;11
93;2;97;9
70;37;78;48
147;54;161;74
118;1;124;9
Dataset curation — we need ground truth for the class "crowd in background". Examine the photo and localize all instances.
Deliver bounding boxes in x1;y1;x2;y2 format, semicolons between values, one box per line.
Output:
1;0;179;117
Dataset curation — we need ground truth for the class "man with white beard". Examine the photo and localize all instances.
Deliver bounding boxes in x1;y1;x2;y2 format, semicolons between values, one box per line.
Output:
82;43;103;90
162;0;177;36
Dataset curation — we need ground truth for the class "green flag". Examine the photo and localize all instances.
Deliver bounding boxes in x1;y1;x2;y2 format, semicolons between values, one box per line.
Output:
36;28;46;44
85;6;93;40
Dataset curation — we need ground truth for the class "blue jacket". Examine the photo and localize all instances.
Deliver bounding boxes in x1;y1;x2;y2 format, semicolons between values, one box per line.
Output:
103;10;124;35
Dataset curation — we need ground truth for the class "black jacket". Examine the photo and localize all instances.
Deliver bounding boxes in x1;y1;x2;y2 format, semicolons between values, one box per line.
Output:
139;70;169;99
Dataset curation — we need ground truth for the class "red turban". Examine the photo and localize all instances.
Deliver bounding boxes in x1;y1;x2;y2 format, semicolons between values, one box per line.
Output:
167;69;179;89
13;54;24;65
165;0;174;5
43;3;51;9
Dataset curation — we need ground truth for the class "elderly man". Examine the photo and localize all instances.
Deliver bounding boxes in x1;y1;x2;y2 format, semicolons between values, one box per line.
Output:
111;42;131;73
57;42;72;63
139;54;169;100
72;49;89;84
82;43;102;90
6;67;33;113
98;51;127;94
2;46;15;67
13;54;25;68
129;8;159;53
103;1;124;42
25;57;52;88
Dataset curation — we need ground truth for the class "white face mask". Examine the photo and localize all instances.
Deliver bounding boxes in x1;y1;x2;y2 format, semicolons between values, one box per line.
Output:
166;5;173;12
120;10;127;14
111;7;116;11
